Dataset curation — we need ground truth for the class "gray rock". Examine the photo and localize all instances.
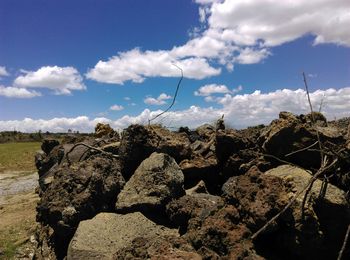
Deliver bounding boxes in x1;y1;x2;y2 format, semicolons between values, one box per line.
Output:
67;212;178;260
265;165;349;259
265;165;347;206
116;152;185;213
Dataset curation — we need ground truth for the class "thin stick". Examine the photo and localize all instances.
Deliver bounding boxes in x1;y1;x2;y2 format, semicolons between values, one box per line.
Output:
337;224;350;260
260;153;309;173
148;64;183;124
285;141;319;157
251;158;337;240
65;143;119;164
303;72;324;166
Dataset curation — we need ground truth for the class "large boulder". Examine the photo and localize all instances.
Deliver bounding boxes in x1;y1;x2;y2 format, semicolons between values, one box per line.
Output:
36;155;125;257
265;165;350;259
67;212;178;260
116;152;185;214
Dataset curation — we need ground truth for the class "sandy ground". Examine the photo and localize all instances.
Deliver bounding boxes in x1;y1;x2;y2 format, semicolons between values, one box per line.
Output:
0;171;39;259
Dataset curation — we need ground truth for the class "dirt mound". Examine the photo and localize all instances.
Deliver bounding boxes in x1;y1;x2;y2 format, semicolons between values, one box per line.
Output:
33;112;350;259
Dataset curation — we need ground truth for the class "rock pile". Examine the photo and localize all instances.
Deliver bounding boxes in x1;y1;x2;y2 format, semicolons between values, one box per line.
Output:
33;112;350;259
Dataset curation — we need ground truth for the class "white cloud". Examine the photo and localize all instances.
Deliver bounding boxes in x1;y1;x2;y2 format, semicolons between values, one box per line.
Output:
144;93;172;105
234;48;270;64
87;0;350;85
207;0;350;47
3;87;349;132
124;97;131;101
0;66;9;77
14;66;86;95
86;48;221;84
109;104;124;111
195;84;242;96
0;85;41;98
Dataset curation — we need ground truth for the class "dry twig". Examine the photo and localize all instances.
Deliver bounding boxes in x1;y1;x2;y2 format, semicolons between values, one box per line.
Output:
65;142;119;165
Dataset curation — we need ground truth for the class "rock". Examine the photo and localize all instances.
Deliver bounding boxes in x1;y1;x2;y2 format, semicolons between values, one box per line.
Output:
41;139;60;155
259;113;320;168
118;124;192;179
113;235;202;260
186;180;208;195
215;129;250;166
279;111;298;121
118;124;160;179
94;123;116;138
305;112;328;127
186;205;262;259
316;125;343;140
264;165;350;259
179;155;218;193
195;124;215;140
222;166;292;232
166;193;224;231
36;155;125;256
67;212;178;260
116;152;185;214
149;125;192;162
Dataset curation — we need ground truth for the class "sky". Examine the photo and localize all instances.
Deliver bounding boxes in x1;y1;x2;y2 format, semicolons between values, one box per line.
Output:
1;0;350;132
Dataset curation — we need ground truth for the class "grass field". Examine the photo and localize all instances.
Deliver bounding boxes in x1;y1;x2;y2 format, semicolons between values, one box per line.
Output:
0;142;41;173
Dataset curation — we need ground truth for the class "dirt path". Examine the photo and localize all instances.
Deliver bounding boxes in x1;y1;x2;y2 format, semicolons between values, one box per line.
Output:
0;171;39;259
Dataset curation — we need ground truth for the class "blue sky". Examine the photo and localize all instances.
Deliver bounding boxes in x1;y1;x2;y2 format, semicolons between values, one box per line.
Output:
1;0;350;132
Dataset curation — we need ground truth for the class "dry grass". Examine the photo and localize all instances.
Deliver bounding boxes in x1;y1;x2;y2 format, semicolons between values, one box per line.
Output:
0;142;41;173
0;192;39;259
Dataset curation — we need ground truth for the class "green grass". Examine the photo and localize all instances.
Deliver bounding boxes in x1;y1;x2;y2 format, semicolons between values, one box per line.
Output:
0;142;41;173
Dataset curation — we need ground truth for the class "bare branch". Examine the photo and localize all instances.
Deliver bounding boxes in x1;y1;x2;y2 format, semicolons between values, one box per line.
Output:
148;64;183;124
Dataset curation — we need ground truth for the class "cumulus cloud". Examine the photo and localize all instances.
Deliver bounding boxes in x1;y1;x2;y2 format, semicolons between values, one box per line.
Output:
0;66;9;77
87;0;349;85
109;104;124;111
3;87;349;132
195;84;242;96
14;66;86;95
207;0;350;47
0;85;41;98
86;48;220;84
144;93;172;105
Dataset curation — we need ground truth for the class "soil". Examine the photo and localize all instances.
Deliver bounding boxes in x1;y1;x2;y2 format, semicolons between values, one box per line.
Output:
0;171;39;259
